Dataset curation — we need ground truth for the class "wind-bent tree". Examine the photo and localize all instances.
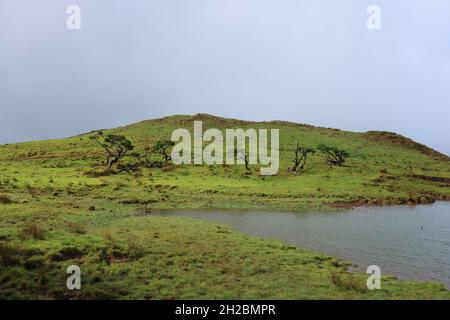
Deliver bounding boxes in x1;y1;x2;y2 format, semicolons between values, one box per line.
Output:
90;131;134;173
153;139;175;163
133;147;164;169
291;143;315;172
317;144;349;166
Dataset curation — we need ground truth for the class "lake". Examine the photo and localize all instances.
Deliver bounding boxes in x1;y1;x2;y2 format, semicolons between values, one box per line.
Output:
152;202;450;288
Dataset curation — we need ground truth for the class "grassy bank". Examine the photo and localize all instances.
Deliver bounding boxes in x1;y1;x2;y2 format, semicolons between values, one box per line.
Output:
0;198;448;299
0;114;449;299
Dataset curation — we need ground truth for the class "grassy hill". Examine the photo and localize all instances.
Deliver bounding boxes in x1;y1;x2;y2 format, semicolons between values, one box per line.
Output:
0;114;449;299
1;113;449;211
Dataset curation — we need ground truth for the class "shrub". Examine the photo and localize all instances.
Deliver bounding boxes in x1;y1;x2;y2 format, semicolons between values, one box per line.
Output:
290;144;315;172
317;144;350;166
152;138;175;163
89;131;134;173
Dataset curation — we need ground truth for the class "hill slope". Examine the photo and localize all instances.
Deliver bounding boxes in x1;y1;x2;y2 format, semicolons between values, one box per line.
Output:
1;113;448;211
0;114;449;299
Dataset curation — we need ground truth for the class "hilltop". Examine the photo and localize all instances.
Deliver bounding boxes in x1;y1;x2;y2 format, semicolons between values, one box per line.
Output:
0;114;449;299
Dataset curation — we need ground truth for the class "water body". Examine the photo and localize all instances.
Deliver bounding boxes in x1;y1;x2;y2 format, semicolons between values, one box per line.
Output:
152;202;450;288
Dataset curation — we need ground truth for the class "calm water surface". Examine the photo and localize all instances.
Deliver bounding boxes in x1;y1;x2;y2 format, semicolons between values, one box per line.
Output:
153;202;450;288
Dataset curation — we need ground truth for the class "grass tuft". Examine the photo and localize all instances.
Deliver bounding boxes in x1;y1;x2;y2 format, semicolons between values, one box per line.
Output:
66;221;87;234
20;223;45;240
0;242;22;266
0;194;13;204
330;270;365;291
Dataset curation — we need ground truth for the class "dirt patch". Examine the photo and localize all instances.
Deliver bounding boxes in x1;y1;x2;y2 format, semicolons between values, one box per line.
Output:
421;192;450;201
409;174;450;184
120;199;157;205
372;174;398;184
50;247;84;261
329;199;369;209
84;170;109;177
329;195;438;209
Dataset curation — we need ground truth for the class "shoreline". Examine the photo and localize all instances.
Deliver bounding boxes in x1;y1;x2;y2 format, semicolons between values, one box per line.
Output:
150;203;450;290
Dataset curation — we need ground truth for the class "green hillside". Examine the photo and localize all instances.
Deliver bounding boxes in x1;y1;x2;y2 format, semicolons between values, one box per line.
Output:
1;113;449;212
0;114;449;299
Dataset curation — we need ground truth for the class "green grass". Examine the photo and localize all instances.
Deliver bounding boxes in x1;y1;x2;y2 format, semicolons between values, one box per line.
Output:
0;114;449;299
0;198;448;299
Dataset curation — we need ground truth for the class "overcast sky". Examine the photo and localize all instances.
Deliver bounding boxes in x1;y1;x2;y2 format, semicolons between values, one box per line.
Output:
1;0;449;155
